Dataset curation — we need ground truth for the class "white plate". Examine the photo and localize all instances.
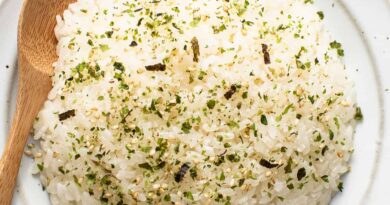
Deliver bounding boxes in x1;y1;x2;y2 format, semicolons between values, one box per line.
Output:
1;0;389;204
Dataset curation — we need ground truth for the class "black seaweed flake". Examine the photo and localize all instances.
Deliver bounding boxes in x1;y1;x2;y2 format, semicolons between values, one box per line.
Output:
134;8;143;12
224;85;238;100
174;163;190;182
259;159;279;169
154;161;166;170
145;63;166;71
59;110;76;121
130;41;138;47
261;44;271;64
297;168;306;181
137;18;144;26
191;37;200;62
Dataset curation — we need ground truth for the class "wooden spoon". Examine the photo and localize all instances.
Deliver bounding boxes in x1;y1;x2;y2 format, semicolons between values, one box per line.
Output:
0;0;74;204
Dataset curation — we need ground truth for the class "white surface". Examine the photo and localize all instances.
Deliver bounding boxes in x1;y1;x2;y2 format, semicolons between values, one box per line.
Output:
0;0;389;204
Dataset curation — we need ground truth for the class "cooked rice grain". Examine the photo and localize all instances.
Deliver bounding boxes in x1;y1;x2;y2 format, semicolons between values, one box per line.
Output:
33;0;358;204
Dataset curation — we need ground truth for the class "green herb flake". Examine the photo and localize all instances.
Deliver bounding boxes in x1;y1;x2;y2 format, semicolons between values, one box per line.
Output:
321;145;329;156
87;39;93;46
338;182;344;192
308;95;315;104
317;11;324;20
181;122;192;134
183;191;194;200
242;91;248;99
330;41;344;57
314;133;322;142
37;163;44;172
58;166;66;174
198;70;207;80
190;168;197;179
227;153;240;162
99;44;110;51
238;178;245;187
207;99;217;109
284;158;292;174
212;24;227;34
334;117;340;129
86;173;97;184
164;194;171;201
287;183;294;190
176;95;181;104
261;114;268;125
140;146;152;153
138;162;153;171
282;104;294;115
219;172;225;181
113;62;125;71
190;17;201;27
105;31;113;38
321;175;329;183
227;120;239;129
329;129;335;140
73;175;81;186
154;161;166;170
354;107;363;121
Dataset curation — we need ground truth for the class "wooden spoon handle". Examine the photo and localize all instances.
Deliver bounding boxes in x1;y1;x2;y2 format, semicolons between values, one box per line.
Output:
0;58;52;205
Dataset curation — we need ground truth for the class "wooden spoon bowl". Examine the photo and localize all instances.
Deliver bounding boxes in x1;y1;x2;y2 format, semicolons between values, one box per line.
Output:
0;0;74;204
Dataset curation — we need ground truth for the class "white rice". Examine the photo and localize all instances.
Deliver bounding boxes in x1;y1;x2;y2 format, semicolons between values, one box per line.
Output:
32;0;360;204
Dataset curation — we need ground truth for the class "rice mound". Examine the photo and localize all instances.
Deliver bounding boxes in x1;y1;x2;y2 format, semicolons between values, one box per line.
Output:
32;0;359;204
